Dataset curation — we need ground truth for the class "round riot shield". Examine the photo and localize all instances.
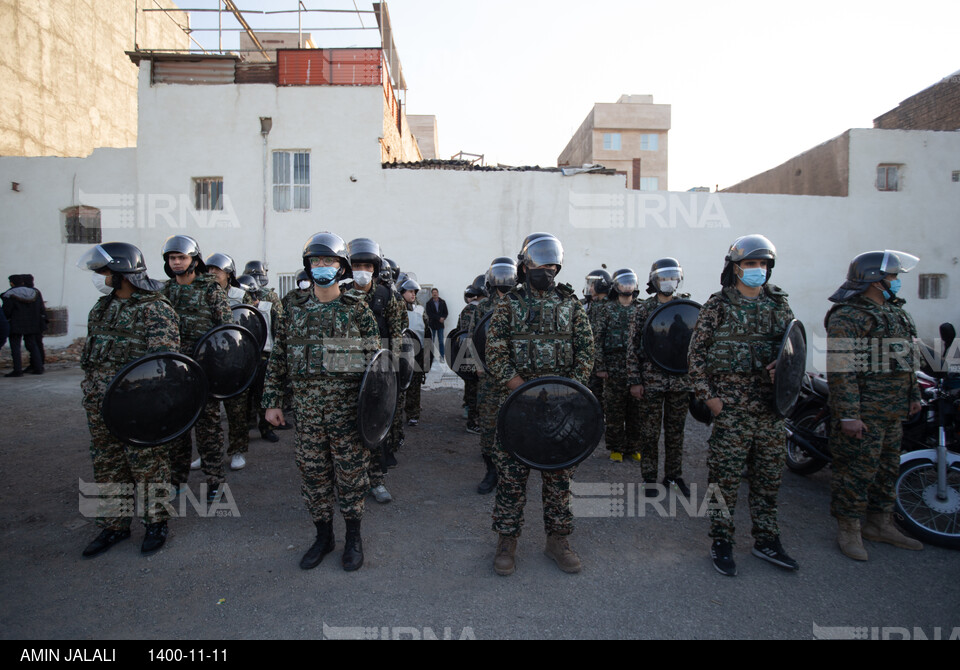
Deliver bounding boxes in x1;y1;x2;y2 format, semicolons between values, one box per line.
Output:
102;352;209;447
445;328;479;382
192;324;262;400
358;349;399;449
472;310;494;374
397;328;423;391
231;304;267;351
497;376;604;471
774;319;808;417
642;299;702;374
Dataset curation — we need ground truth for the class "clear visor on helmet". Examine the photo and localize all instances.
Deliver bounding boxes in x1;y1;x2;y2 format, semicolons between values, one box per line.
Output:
881;250;919;275
613;272;639;294
163;235;198;257
651;268;682;282
77;245;113;272
523;238;563;268
489;263;517;287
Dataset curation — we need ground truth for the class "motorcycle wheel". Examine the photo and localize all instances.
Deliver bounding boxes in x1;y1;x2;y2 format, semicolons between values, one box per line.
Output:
785;407;829;475
894;461;960;549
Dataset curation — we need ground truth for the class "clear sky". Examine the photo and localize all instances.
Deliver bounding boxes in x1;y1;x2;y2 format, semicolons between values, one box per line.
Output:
184;0;960;191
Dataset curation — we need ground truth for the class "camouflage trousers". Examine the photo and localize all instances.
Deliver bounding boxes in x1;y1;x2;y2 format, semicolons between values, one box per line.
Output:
250;356;271;433
477;374;506;460
603;372;641;455
293;381;368;523
367;391;403;488
225;391;250;456
82;376;171;529
830;415;902;519
464;378;479;425
706;407;785;545
404;373;424;421
492;442;576;538
170;398;225;487
637;389;688;481
588;371;605;414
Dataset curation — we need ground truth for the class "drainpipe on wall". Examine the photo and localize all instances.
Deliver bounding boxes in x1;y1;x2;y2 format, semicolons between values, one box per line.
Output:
260;117;272;262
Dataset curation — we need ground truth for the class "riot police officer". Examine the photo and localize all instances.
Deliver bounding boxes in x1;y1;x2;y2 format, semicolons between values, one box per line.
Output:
458;275;487;434
262;233;381;572
687;235;799;577
486;233;595;575
77;243;180;557
242;260;284;443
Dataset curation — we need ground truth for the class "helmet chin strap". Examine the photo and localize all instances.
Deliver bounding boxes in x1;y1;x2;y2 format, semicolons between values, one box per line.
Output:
171;257;198;277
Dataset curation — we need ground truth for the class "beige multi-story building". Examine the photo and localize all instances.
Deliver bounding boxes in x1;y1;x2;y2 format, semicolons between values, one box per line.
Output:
558;94;671;190
0;0;188;158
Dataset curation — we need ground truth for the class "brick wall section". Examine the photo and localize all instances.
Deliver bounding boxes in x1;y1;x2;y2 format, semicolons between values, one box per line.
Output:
874;75;960;131
722;131;850;197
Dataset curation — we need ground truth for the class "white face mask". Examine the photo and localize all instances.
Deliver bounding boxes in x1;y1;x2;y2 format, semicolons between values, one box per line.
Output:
227;286;246;301
659;279;679;295
92;273;114;295
353;271;374;288
298;280;312;291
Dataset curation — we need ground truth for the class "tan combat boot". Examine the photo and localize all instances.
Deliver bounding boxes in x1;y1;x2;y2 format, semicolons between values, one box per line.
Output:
837;517;869;561
494;535;517;576
862;512;924;551
545;534;582;573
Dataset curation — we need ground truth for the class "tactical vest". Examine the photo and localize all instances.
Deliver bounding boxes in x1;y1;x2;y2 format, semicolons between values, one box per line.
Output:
504;286;577;375
284;292;366;380
366;284;393;345
602;300;638;353
825;298;918;374
81;293;165;368
705;286;791;374
162;274;224;350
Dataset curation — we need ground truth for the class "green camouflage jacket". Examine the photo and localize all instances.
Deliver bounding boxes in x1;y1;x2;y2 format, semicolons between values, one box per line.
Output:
594;297;642;376
162;273;233;354
81;291;180;374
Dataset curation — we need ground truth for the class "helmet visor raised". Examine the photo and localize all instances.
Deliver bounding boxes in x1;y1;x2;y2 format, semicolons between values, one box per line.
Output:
881;250;919;275
77;245;114;272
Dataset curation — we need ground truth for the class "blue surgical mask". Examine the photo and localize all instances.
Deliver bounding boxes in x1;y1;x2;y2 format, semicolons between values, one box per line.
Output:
883;279;902;300
311;267;338;286
739;267;767;288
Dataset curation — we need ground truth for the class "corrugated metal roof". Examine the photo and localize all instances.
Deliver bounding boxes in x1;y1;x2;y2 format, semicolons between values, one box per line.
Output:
152;59;237;85
235;63;277;84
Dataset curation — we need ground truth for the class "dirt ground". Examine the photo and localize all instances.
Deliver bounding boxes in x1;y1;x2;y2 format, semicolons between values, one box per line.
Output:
1;362;958;641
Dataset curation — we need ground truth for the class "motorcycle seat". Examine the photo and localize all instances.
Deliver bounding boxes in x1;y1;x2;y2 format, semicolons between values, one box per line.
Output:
810;375;829;399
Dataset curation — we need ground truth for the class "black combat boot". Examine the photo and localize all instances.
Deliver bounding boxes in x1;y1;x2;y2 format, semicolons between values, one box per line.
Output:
341;519;364;572
82;528;131;558
477;455;498;495
141;521;168;555
300;519;335;570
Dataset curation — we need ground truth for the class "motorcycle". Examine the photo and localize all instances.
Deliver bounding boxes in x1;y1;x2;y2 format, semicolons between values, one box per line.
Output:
783;323;960;548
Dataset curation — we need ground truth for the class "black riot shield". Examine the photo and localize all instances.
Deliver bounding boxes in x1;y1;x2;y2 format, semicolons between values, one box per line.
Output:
445;328;479;382
472;310;494;374
397;328;423;391
774;319;808;417
231;304;268;352
357;349;399;450
192;324;262;400
497;376;604;471
642;299;702;374
102;352;209;447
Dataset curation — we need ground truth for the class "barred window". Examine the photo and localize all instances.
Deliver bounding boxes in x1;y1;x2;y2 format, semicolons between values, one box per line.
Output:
877;165;900;192
918;274;947;300
193;178;223;210
63;206;101;244
273;151;311;211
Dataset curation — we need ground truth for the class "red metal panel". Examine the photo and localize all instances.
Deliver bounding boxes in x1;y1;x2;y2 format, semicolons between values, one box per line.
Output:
278;49;381;87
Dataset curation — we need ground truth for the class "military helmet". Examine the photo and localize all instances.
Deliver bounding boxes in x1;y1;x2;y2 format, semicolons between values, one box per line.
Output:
517;232;563;285
584;269;612;298
609;268;640;298
162;235;206;278
295;269;311;288
302;232;353;281
236;274;259;294
242;261;269;287
486;257;518;293
829;250;920;303
721;234;776;287
205;253;241;288
383;258;400;281
79;242;148;275
346;238;383;277
647;258;684;295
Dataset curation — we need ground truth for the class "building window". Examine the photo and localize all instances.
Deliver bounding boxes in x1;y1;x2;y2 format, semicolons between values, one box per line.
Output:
273;151;311;211
638;177;659;191
603;133;621;151
276;272;297;298
63;206;101;244
640;134;659;151
919;274;947;300
952;171;959;183
877;165;900;191
193;178;223;210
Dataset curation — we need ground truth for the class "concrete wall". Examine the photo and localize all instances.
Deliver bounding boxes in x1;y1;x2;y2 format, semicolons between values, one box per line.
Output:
0;0;187;157
407;115;438;160
723;132;850;197
874;73;960;131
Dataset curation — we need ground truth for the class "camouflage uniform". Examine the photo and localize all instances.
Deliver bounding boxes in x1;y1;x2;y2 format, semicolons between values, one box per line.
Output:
688;284;795;545
826;295;920;520
81;291;180;530
262;288;380;524
594;297;642;456
486;283;595;538
162;273;233;487
475;294;504;459
584;298;607;412
458;300;484;427
627;293;694;481
244;287;284;440
363;286;407;486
